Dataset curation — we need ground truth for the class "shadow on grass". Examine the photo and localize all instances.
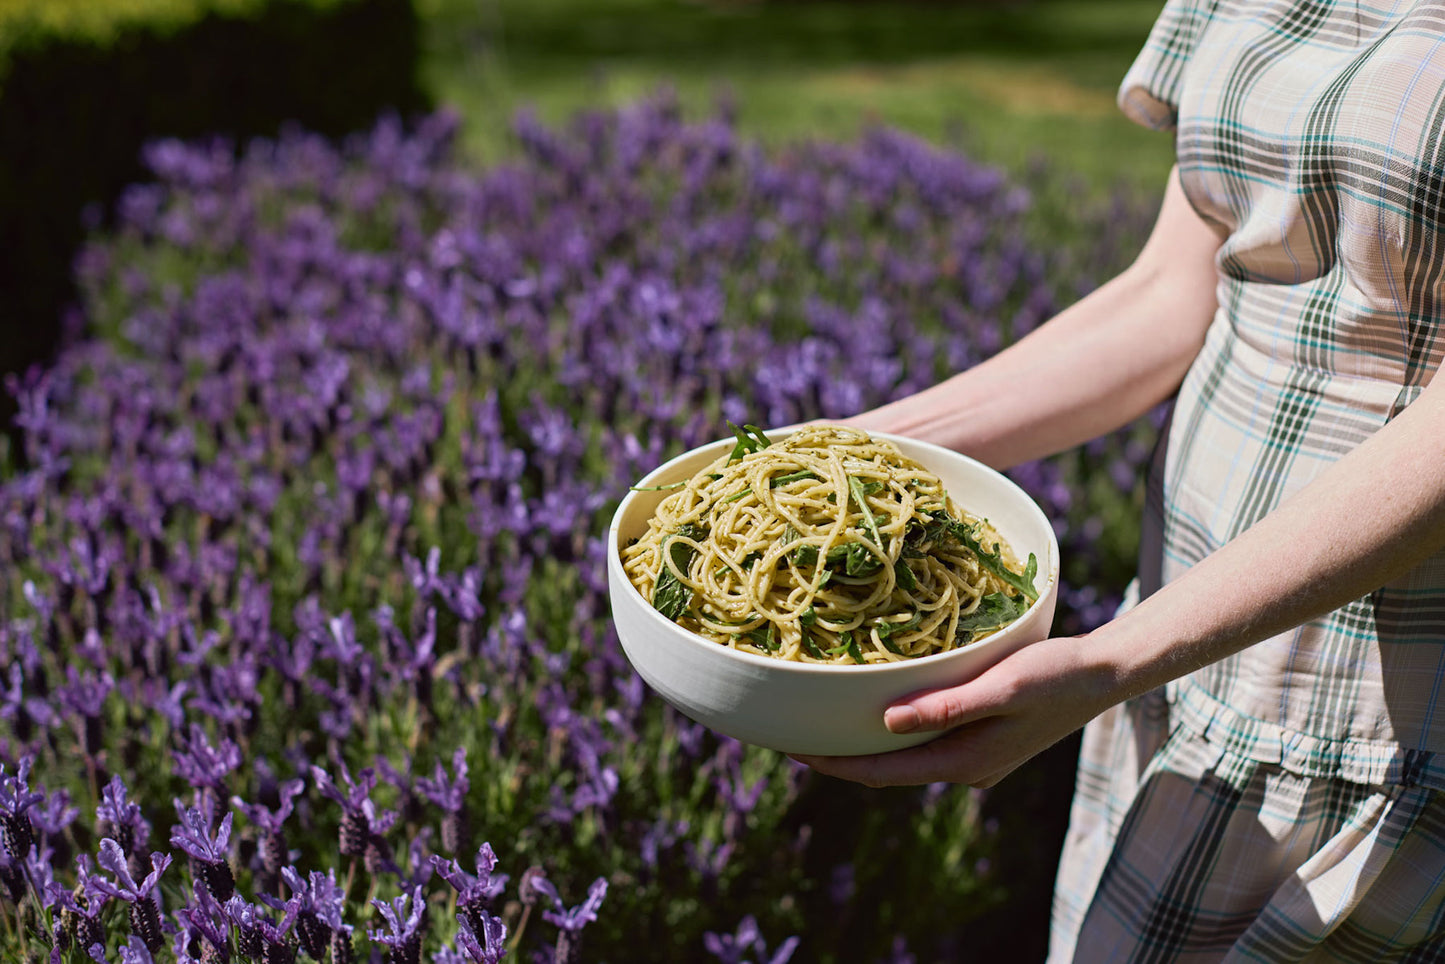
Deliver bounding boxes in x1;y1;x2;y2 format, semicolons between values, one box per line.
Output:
429;0;1162;77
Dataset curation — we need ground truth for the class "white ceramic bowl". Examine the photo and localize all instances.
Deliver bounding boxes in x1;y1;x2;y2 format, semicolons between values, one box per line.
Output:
607;430;1060;756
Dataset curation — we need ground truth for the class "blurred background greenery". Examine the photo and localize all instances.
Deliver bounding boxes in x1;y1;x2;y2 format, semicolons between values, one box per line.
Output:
417;0;1176;196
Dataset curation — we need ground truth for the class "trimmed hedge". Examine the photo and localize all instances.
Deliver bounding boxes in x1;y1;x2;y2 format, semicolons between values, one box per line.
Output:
0;0;430;437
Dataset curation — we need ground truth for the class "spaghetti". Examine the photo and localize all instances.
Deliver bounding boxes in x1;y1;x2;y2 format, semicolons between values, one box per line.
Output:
620;424;1038;664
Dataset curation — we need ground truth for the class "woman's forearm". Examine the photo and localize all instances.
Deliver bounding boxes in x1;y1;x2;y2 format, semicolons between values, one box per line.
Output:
849;168;1224;469
1092;372;1445;701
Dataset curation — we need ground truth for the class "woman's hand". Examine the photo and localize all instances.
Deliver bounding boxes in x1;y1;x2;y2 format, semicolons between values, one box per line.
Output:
791;632;1121;788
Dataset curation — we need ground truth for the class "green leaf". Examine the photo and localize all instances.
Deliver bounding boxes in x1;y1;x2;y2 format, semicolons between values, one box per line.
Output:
770;469;819;487
848;474;884;550
628;479;688;492
893;557;917;591
726;421;774;463
874;611;922;641
738;622;779;652
955;592;1030;637
832;541;883;577
652;522;707;620
825;630;866;664
934;519;1039;601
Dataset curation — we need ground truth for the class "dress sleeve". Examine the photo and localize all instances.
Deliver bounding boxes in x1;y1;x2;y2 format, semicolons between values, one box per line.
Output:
1117;0;1215;131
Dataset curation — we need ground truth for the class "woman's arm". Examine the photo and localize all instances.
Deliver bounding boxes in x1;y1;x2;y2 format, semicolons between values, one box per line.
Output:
848;166;1224;469
796;343;1445;789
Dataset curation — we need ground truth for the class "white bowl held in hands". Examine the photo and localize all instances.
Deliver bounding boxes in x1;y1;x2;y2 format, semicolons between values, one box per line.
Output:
606;430;1060;757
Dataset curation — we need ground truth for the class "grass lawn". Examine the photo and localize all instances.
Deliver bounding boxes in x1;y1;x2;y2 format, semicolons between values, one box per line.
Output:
416;0;1179;201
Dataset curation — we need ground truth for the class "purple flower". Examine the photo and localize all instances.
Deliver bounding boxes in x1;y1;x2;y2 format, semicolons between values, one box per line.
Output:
542;876;607;933
0;757;43;860
280;866;346;958
91;839;170;903
92;837;171;952
703;915;800;964
51;861;108;958
433;842;507;903
170;806;236;902
233;776;303;886
171;724;242;805
176;891;232;963
97;776;151;858
311;760;397;860
369;886;426;964
454;911;508;964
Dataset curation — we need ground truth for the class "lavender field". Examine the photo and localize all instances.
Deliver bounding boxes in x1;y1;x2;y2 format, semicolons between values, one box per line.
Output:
0;99;1158;963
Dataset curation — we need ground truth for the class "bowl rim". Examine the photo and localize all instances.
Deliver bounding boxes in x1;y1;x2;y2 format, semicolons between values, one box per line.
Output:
607;427;1060;677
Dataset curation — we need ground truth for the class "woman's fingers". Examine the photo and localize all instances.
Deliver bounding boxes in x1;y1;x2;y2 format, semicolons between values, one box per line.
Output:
790;717;1003;787
792;635;1117;788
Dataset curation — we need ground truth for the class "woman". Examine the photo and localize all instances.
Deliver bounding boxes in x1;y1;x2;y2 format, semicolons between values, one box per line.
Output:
791;1;1445;960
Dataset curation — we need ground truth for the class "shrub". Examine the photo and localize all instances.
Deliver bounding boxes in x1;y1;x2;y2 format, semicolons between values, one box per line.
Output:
0;0;429;439
0;98;1156;962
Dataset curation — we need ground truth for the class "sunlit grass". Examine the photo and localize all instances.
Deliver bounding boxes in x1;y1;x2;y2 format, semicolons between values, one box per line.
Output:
417;0;1177;199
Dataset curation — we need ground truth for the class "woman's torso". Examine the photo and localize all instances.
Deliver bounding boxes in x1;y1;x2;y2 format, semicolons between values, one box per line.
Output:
1122;0;1445;785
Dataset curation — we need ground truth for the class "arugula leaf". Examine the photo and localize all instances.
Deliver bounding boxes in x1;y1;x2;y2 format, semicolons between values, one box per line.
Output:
871;611;923;655
629;479;689;492
825;630;866;664
825;541;883;577
726;422;774;463
770;469;819;487
738;622;779;652
955;592;1030;638
802;629;827;659
848;475;884;549
651;522;707;620
893;557;917;591
933;519;1039;602
875;611;923;641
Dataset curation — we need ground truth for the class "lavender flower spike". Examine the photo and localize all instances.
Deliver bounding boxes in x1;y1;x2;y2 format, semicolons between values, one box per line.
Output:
92;839;171;954
369;885;426;964
170;805;236;902
280;866;347;959
528;875;607;964
97;775;151;860
416;747;471;855
312;761;398;863
91;838;171;903
455;911;508;964
431;841;508;907
52;870;107;961
703;915;801;964
0;756;43;861
543;876;608;932
233;776;304;887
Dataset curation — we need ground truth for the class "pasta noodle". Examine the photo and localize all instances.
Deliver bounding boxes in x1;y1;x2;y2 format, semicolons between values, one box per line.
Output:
620;424;1038;665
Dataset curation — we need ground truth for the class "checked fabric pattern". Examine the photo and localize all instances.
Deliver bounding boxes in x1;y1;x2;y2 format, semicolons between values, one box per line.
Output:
1051;1;1445;960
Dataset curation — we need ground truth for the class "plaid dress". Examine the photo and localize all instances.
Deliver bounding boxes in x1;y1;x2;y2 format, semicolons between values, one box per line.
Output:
1050;1;1445;960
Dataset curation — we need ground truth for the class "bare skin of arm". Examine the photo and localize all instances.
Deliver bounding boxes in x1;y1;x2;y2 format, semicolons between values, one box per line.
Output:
846;167;1223;469
793;170;1445;788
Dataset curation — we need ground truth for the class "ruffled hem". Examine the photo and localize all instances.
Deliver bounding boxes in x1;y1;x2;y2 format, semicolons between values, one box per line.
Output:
1170;676;1445;790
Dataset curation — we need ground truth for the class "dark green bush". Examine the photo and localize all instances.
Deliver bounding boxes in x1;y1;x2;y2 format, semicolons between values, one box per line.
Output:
0;0;430;436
